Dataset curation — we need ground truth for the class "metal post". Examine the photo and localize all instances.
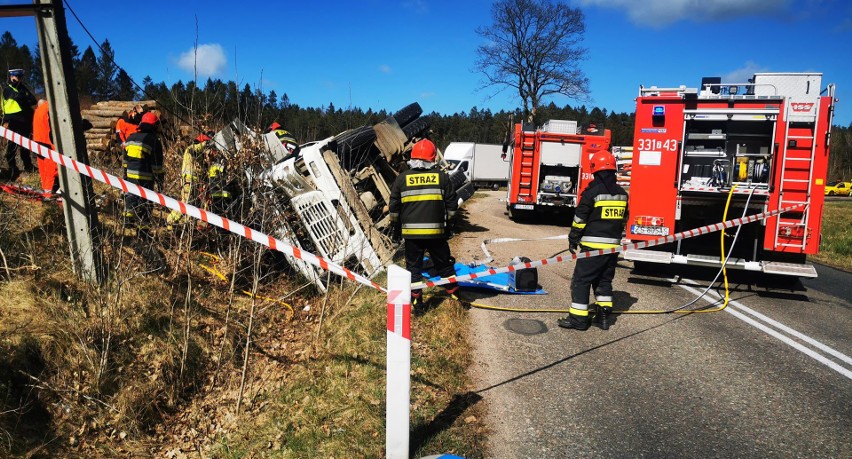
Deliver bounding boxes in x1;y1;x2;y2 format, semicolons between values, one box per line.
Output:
386;264;411;458
32;0;103;284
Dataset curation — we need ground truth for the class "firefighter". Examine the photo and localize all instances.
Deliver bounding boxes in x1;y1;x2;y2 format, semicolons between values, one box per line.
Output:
205;146;236;218
115;104;146;147
559;150;628;331
266;121;300;160
2;69;38;180
167;132;213;227
31;99;60;195
123;111;164;236
388;138;459;311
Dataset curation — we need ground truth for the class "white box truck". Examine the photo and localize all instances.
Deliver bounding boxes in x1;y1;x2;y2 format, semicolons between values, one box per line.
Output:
443;142;511;190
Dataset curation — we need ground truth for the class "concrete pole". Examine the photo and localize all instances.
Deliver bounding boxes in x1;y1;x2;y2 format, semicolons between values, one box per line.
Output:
32;0;103;284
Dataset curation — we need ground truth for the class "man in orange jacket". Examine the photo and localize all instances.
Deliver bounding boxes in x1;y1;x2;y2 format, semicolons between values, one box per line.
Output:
32;99;59;195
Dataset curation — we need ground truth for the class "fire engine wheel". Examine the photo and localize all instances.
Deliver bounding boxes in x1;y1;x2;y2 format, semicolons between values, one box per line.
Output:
393;102;423;128
508;207;531;221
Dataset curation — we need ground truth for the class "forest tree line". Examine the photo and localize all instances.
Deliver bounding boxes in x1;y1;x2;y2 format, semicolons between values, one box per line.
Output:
2;31;850;181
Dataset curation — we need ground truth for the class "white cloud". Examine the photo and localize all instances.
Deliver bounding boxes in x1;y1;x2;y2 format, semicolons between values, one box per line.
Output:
177;43;227;78
579;0;791;27
379;64;392;74
723;61;770;83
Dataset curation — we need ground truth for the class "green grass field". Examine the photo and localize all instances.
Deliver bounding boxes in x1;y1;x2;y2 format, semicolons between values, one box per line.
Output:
813;201;852;272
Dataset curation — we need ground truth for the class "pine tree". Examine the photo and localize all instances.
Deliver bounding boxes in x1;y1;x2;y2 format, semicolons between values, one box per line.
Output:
76;46;99;99
115;69;137;100
95;39;119;100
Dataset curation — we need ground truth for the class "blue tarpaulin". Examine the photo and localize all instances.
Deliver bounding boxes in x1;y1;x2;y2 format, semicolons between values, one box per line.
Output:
423;262;547;295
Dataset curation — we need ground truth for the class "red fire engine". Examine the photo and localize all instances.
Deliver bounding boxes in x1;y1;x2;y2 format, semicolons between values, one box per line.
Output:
624;73;837;277
505;120;612;219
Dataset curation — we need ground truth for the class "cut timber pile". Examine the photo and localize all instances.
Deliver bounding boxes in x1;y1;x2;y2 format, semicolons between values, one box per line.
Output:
81;100;156;153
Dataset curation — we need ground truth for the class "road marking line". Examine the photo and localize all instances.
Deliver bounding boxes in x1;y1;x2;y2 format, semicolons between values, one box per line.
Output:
679;282;852;381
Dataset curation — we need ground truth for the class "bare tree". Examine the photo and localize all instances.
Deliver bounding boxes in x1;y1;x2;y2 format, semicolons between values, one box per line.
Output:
475;0;590;124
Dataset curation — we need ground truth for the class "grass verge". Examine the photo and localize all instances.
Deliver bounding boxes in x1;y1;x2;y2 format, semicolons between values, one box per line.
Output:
812;201;852;272
215;284;488;458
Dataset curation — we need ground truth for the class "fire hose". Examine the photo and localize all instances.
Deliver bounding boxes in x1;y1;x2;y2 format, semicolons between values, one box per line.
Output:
447;185;759;316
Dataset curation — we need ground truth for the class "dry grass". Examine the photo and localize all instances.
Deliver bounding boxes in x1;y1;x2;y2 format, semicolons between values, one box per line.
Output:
213;284;487;459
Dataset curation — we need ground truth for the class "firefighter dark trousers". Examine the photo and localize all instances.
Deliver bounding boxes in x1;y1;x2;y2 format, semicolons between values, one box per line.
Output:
123;179;154;231
571;247;618;306
404;238;458;296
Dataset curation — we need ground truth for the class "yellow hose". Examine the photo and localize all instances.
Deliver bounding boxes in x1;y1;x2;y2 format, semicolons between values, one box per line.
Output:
196;252;294;317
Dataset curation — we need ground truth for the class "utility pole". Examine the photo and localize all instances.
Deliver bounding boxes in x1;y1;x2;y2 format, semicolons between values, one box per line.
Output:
1;0;103;284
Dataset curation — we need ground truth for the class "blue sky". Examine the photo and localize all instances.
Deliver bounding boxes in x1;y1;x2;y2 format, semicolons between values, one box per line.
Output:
2;0;851;126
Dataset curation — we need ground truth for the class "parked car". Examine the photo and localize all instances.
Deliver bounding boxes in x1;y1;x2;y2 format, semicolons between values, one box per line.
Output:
824;180;851;196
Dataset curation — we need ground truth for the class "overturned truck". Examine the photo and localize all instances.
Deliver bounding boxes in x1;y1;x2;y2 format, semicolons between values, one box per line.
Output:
221;103;471;292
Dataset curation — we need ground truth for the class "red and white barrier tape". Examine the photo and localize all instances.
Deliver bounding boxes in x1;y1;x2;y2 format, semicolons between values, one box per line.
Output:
412;202;805;289
0;126;385;292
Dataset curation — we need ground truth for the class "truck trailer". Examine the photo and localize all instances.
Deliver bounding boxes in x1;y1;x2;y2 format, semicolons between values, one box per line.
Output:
624;72;837;277
443;142;511;190
505;120;612;219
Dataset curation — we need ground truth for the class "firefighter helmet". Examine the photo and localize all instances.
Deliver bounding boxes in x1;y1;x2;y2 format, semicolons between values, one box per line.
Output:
195;133;211;143
590;151;617;174
267;122;281;132
411;139;437;162
141;111;159;125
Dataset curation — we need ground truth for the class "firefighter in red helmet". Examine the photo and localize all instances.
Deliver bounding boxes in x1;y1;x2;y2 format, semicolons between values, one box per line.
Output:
559;150;628;331
123;112;164;232
388;138;459;313
266;121;300;159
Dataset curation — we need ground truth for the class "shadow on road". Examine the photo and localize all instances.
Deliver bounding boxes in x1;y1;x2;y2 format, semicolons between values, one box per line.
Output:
473;314;690;395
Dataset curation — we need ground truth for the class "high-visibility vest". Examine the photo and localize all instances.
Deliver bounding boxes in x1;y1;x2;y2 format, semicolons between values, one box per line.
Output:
2;84;23;115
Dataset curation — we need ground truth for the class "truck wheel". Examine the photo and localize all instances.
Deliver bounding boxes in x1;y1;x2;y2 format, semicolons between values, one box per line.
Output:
508;207;529;221
393;102;423;128
335;126;377;170
491;183;499;191
402;117;430;140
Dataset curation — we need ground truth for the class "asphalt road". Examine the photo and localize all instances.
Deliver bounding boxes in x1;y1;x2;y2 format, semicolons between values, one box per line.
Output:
451;191;851;459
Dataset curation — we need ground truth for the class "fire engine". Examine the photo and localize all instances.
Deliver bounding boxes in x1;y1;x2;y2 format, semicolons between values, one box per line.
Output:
624;72;837;277
505;120;612;219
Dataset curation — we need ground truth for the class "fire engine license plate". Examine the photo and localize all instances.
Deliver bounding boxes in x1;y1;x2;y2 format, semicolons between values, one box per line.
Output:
631;225;670;236
515;204;534;210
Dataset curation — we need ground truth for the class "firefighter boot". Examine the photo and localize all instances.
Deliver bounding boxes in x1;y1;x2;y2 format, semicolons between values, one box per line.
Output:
411;291;424;316
597;305;612;331
557;312;591;331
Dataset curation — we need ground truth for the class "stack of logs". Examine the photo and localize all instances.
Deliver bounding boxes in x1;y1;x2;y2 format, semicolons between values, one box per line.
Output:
81;100;157;154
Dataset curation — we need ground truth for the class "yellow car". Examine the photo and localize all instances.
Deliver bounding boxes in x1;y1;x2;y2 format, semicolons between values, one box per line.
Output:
824;180;851;196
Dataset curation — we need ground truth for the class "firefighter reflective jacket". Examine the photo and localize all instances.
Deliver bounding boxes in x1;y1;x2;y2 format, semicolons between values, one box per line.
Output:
272;128;297;146
123;127;163;184
388;165;458;239
207;160;235;200
569;175;628;249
